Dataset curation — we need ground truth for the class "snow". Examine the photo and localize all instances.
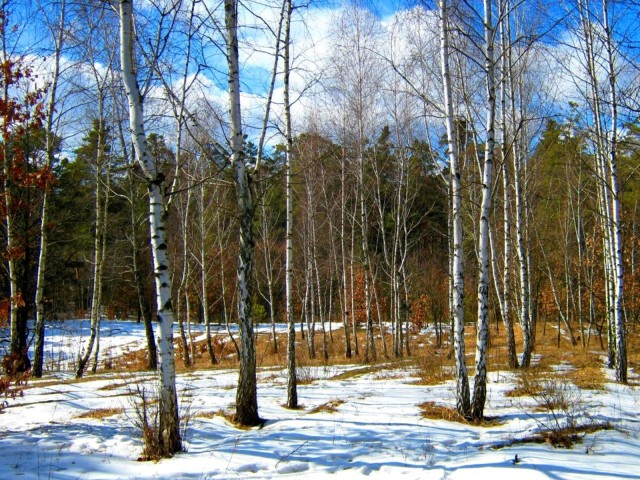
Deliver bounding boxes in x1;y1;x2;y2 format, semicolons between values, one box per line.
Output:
1;320;640;479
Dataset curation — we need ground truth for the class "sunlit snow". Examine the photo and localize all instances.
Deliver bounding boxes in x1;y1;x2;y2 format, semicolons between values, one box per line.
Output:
1;320;639;479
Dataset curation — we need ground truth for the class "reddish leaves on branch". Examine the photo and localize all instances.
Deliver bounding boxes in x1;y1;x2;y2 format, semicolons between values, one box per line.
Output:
0;364;29;406
0;18;51;216
0;299;8;324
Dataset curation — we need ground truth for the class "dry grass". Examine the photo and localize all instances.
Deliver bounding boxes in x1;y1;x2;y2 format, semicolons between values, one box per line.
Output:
505;368;547;398
213;408;260;430
77;407;124;419
565;351;606;390
308;399;345;414
25;373;132;390
194;410;218;420
419;401;462;422
44;313;618;402
505;333;606;397
536;423;613;448
493;422;613;449
330;365;381;381
410;347;454;385
98;381;131;391
109;327;429;375
625;324;640;385
419;401;504;427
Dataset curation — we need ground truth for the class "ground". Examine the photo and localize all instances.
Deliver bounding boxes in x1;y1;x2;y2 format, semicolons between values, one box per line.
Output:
0;320;639;479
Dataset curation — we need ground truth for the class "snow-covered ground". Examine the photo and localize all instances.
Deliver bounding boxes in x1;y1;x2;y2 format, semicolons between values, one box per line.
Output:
1;320;639;479
0;319;295;372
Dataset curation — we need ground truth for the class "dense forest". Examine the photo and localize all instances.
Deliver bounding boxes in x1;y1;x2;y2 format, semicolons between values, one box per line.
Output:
1;0;639;457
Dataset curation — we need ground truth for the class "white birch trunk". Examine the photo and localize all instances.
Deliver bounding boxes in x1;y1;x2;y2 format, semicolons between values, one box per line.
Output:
119;119;157;371
77;115;107;378
119;0;180;454
177;187;192;368
505;11;532;367
471;0;496;420
498;15;518;368
602;0;626;383
350;202;359;356
440;0;470;417
200;183;216;365
283;0;297;409
91;166;111;374
340;151;352;358
33;0;66;378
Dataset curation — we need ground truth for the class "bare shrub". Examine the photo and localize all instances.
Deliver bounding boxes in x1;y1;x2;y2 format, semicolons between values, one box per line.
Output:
128;382;162;461
296;364;336;384
0;371;28;413
513;376;611;447
126;378;192;460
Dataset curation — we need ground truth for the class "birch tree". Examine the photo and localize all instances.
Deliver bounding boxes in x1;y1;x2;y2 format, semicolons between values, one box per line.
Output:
224;0;261;426
439;0;470;417
573;0;627;382
33;0;67;378
76;120;112;378
118;0;181;454
470;0;498;420
285;0;296;405
329;3;384;362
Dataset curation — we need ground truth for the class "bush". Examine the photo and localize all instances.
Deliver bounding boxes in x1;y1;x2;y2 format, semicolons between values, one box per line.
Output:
514;375;610;447
127;378;191;460
0;372;28;413
129;383;162;461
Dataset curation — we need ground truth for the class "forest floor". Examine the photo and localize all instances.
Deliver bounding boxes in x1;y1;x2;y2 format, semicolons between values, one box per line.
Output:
1;319;640;479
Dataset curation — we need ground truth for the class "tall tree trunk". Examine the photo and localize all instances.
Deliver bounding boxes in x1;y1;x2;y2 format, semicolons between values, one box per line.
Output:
33;0;66;378
340;152;352;359
359;166;376;363
218;217;240;360
225;0;260;427
505;6;532;367
118;103;157;371
200;183;216;365
349;203;359;356
498;14;518;369
92;167;111;375
119;0;181;455
177;188;192;368
602;0;626;383
77;115;108;379
471;0;497;421
2;44;28;373
283;0;297;409
440;0;470;418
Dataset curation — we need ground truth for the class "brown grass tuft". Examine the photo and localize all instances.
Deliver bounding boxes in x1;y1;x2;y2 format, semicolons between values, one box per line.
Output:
308;399;345;414
410;348;454;385
330;366;380;381
77;407;123;419
419;401;504;426
505;368;546;397
194;410;218;419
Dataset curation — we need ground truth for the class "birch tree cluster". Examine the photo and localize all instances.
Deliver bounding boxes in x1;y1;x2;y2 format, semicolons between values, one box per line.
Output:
0;0;639;450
